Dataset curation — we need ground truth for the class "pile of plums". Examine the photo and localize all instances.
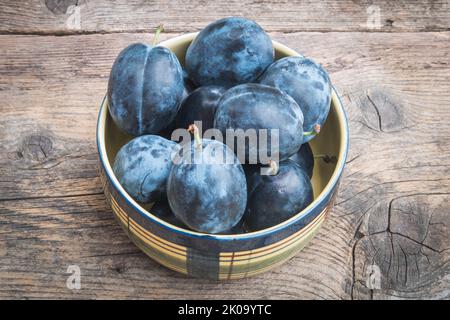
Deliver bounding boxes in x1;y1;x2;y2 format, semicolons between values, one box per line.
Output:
108;17;332;234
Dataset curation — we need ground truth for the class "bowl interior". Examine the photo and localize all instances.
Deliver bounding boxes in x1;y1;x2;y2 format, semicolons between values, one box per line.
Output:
100;33;346;235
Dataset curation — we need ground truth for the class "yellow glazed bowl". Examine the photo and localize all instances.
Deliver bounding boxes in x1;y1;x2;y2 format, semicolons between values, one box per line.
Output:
97;33;349;280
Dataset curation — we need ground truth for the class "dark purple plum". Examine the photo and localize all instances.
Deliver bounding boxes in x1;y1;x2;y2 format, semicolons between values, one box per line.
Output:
157;70;198;141
113;135;179;203
167;125;247;234
244;160;313;231
289;143;314;178
182;68;197;96
258;56;332;142
243;164;263;195
151;199;187;228
214;83;304;164
108;32;184;136
175;85;226;135
185;17;274;87
157;119;178;141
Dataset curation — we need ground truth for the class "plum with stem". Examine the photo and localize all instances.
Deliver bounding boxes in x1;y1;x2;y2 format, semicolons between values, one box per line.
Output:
244;160;313;231
167;124;247;233
258;56;331;142
108;25;184;136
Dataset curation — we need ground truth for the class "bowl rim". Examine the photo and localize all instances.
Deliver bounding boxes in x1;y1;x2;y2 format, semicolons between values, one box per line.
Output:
97;32;349;241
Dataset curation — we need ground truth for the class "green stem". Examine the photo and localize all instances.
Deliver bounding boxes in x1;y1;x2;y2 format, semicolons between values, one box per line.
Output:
152;24;164;46
188;124;202;151
303;124;321;137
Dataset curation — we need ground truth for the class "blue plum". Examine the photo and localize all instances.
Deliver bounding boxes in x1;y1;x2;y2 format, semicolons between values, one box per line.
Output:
113;135;179;203
151;199;246;234
289;143;314;178
258;56;332;142
151;199;187;228
218;219;247;234
175;85;226;135
167;125;247;234
244;160;314;231
185;17;274;87
108;42;184;136
214;83;304;164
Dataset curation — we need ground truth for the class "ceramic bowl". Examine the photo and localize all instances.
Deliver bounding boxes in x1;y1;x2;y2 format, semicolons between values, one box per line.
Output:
97;33;349;280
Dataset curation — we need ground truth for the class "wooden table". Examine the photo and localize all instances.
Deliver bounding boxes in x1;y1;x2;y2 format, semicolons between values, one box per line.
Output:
1;1;449;300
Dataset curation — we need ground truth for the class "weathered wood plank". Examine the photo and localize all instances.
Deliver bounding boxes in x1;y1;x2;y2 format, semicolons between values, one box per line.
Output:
0;0;449;34
0;194;348;299
1;31;449;299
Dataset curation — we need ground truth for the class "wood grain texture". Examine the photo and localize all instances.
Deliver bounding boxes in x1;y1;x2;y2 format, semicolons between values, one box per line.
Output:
0;0;449;34
1;29;449;299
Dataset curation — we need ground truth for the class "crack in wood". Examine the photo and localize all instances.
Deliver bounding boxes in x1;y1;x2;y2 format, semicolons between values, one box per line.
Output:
366;92;383;132
0;192;103;202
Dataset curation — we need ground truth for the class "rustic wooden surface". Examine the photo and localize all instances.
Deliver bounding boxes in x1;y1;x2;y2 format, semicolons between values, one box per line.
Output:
0;0;449;300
